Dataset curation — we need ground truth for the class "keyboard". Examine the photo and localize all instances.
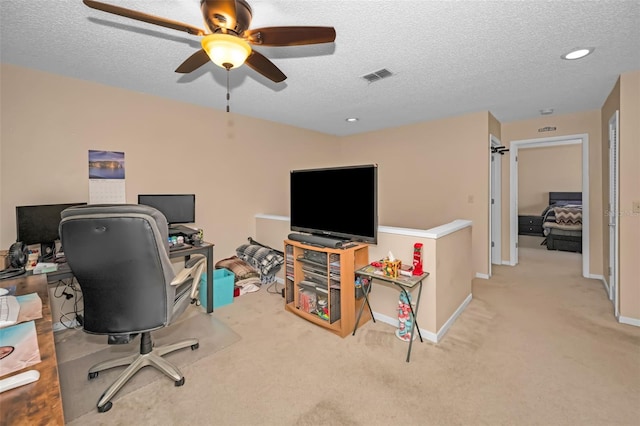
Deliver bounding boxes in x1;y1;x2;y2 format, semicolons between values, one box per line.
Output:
0;295;20;328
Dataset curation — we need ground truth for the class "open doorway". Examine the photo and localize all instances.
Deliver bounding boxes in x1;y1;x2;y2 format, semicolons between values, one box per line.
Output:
509;134;590;277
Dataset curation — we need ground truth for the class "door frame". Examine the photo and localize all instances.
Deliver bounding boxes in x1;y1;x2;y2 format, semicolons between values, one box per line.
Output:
489;134;503;276
608;111;620;317
509;133;590;277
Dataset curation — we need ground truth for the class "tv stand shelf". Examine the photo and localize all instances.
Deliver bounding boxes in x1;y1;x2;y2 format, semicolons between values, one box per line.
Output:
284;239;370;337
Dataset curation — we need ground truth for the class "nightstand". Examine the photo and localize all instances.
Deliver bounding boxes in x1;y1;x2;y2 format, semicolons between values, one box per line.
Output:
518;215;544;236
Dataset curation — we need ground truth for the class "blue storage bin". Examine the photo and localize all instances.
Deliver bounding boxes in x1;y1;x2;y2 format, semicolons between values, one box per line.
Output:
199;268;235;309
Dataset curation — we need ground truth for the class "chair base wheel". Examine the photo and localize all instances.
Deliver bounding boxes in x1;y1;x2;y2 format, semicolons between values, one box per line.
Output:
191;343;199;350
175;377;185;387
97;401;112;413
89;372;99;380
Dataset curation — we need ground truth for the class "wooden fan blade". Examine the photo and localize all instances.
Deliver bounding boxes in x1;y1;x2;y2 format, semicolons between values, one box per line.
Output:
245;51;286;83
244;26;336;46
83;0;206;36
175;49;211;74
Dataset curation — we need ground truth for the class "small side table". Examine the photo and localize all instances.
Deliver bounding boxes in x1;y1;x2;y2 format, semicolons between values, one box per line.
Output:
353;265;429;362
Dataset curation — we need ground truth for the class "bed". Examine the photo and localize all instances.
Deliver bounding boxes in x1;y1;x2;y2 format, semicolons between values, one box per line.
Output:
542;192;583;253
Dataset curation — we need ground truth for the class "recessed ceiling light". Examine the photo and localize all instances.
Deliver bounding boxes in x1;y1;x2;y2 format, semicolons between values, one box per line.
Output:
346;117;359;123
561;48;594;60
540;108;554;115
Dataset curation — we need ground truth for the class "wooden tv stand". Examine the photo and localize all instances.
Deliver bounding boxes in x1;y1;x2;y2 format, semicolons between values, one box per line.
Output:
283;239;371;337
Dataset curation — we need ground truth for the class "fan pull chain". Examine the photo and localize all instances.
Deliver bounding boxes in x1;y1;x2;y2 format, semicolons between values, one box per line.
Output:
226;69;230;112
224;63;232;113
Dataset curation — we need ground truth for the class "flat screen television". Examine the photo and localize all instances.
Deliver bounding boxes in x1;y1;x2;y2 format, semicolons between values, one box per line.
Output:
137;194;195;224
16;202;87;252
290;164;378;244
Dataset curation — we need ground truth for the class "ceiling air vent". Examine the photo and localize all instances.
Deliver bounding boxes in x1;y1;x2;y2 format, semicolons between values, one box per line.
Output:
361;68;393;83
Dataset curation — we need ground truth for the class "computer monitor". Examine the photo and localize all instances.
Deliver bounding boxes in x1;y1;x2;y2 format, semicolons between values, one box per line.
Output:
16;202;87;257
137;194;196;224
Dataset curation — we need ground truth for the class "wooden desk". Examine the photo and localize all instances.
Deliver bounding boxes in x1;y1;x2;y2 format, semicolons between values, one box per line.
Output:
45;242;216;313
0;274;65;425
168;242;215;313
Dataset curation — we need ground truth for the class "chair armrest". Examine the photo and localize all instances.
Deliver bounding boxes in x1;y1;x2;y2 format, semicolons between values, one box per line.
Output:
170;254;206;300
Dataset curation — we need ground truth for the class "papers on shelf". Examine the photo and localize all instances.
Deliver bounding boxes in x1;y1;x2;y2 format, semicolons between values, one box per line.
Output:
359;265;385;276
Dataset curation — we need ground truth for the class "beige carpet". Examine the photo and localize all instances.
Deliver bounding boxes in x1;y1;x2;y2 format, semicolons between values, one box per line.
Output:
518;234;547;249
55;309;241;423
60;248;640;425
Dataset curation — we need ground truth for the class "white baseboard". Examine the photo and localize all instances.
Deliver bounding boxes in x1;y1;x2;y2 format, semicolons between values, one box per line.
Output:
475;273;489;279
436;293;472;342
371;312;399;332
596;275;611;297
372;312;438;343
594;276;640;327
619;316;640;327
371;293;472;344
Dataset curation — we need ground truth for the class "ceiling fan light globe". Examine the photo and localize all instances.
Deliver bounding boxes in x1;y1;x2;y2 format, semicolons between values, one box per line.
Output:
201;34;251;69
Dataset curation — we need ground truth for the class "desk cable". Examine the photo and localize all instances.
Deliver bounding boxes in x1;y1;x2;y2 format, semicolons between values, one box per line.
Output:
52;278;84;329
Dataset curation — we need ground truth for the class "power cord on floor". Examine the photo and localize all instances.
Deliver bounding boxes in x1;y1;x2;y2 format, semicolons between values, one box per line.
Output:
53;278;84;329
265;280;284;296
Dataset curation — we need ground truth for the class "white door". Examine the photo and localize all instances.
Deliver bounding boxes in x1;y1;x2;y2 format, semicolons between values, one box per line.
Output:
608;111;620;317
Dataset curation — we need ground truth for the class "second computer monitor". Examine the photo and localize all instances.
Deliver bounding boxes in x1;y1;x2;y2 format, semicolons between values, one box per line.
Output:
137;194;195;224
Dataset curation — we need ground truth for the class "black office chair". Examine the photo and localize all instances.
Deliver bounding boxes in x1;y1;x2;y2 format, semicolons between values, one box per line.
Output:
59;204;206;413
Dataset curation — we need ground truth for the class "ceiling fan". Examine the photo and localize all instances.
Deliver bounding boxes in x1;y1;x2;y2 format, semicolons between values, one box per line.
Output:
82;0;337;83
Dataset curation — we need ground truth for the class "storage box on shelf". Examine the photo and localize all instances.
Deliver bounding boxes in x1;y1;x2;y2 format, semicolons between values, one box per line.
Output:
284;239;370;337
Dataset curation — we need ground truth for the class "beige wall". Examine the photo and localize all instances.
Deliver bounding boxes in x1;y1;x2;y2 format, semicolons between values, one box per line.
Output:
0;64;491;278
489;112;501;142
501;110;603;274
0;64;337;258
434;226;472;331
2;63;638;322
617;71;640;320
339;112;491;276
518;144;582;215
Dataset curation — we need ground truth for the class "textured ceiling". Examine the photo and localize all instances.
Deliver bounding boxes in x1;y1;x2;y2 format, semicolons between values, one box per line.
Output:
1;0;639;136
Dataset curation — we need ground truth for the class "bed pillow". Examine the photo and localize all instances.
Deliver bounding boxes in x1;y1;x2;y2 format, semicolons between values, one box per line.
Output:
235;244;285;277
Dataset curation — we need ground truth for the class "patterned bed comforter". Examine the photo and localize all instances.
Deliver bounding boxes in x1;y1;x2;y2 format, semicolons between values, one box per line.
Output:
543;204;582;236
